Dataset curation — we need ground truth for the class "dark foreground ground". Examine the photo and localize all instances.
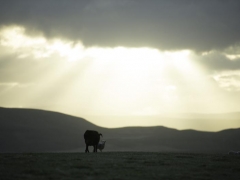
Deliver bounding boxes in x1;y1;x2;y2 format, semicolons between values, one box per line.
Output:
0;152;240;180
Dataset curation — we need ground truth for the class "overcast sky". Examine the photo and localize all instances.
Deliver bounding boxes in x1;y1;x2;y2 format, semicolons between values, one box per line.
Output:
1;0;240;51
0;0;240;128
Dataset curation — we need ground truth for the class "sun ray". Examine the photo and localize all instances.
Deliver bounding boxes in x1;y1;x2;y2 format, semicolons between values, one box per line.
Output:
1;25;236;130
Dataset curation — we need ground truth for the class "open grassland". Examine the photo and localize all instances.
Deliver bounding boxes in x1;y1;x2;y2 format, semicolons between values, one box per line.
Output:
0;152;240;180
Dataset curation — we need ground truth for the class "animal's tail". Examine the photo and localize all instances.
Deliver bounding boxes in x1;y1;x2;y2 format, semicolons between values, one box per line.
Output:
99;133;103;137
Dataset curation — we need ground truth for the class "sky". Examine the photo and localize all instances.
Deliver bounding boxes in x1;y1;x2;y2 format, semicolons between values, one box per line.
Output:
1;0;240;129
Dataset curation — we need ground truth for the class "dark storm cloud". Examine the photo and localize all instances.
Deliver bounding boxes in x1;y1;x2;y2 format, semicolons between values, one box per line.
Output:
0;0;240;51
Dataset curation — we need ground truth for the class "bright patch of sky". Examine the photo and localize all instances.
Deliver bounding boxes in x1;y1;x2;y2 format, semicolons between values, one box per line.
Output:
0;25;240;130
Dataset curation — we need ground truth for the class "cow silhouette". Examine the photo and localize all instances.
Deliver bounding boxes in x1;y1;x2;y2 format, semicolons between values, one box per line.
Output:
84;130;103;153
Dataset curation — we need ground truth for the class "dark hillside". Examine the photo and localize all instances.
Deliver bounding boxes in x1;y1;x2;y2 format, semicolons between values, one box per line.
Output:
0;107;240;153
0;107;99;152
102;127;240;153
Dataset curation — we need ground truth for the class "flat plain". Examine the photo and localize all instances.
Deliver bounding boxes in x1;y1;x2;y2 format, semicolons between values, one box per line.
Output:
0;152;240;180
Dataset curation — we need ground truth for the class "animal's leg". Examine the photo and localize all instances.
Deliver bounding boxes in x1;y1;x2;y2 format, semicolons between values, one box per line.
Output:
85;145;89;153
93;145;97;152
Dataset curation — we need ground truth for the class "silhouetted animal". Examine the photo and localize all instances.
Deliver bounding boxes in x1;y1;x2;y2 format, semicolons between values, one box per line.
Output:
84;130;103;153
98;140;106;152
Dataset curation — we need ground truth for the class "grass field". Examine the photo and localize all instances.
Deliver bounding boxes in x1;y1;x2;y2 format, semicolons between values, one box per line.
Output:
0;152;240;180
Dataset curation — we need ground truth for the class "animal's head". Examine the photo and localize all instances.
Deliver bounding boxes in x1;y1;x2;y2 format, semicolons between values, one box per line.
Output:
101;140;106;144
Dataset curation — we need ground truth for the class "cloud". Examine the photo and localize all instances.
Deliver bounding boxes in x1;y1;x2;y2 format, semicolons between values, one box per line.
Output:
1;0;240;51
1;23;240;115
213;71;240;91
193;50;240;71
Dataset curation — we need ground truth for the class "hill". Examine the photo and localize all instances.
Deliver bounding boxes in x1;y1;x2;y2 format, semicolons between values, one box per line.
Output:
0;107;240;153
0;107;97;152
84;113;240;131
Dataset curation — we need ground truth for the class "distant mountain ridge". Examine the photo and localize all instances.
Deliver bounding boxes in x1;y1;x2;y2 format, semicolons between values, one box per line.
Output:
85;112;240;131
0;107;240;153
